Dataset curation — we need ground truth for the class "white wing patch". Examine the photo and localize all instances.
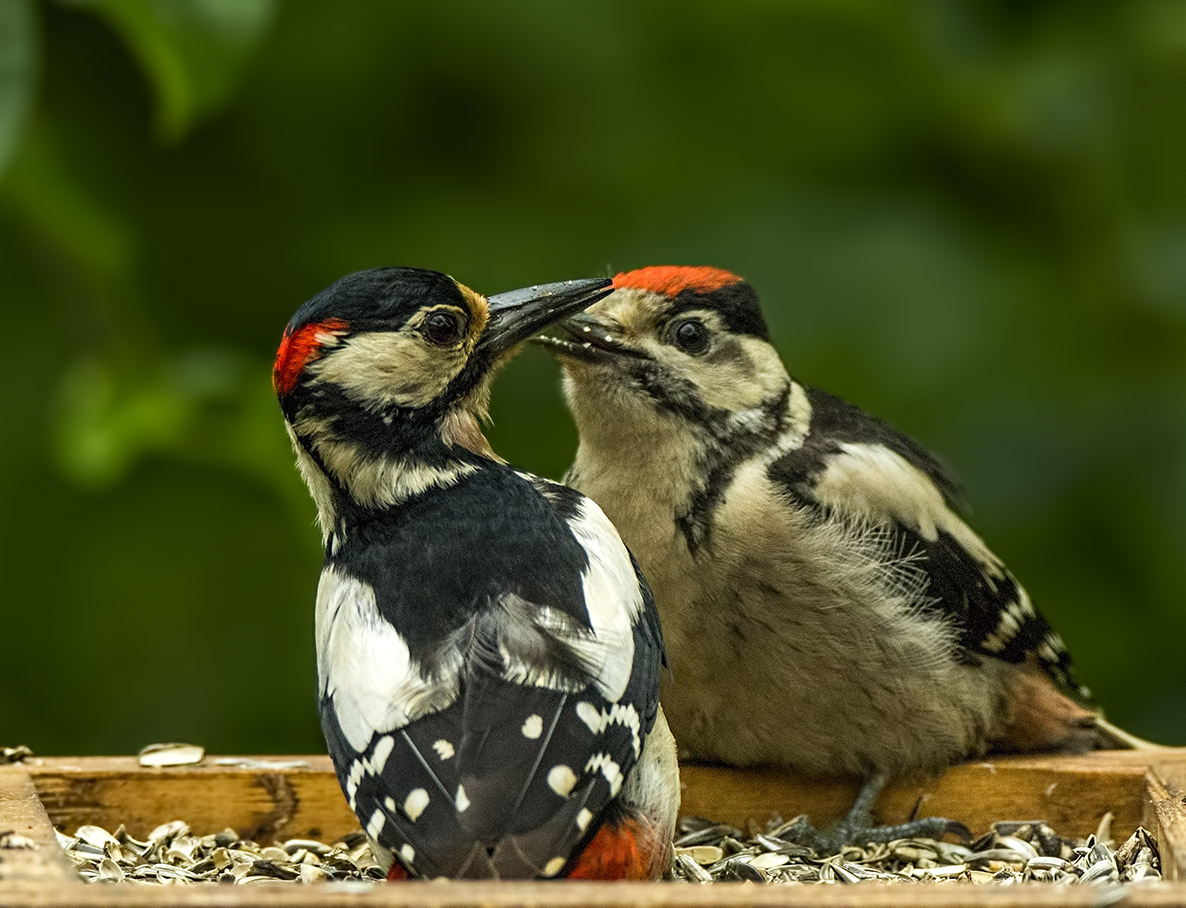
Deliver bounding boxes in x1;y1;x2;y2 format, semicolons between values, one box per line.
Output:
812;442;1001;572
563;497;642;702
316;566;461;752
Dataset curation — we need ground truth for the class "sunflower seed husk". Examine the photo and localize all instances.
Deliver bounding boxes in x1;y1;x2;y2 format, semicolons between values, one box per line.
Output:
676;852;713;883
830;861;863;883
674;821;741;847
675;844;723;865
1080;858;1120;885
0;745;33;764
749;851;789;871
211;757;310;770
138;743;206;768
0;831;38;850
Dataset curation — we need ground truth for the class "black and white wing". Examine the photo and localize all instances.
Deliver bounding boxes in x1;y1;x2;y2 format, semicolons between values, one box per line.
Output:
316;468;664;879
768;386;1087;701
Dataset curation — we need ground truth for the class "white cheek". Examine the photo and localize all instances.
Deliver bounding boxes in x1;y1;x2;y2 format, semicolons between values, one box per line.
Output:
693;338;787;412
562;367;658;435
310;332;466;409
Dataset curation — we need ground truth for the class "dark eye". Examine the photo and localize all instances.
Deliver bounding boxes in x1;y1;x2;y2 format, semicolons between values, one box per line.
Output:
422;310;465;347
670;318;710;355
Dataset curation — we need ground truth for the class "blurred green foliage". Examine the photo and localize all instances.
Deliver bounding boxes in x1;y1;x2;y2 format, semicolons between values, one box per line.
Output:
2;0;1183;756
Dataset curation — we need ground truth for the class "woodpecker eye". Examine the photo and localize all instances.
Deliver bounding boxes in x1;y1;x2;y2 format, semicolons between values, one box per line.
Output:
670;318;711;355
422;310;466;347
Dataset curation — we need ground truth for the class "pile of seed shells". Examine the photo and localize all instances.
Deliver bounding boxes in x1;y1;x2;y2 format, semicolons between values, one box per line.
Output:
60;814;1161;887
58;822;385;886
670;814;1161;886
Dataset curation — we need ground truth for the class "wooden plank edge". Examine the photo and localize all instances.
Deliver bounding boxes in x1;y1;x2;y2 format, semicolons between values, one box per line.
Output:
0;766;80;887
0;878;1185;908
1144;758;1186;883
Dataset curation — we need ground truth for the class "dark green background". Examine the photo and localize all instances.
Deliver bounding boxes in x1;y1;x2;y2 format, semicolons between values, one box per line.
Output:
3;1;1183;756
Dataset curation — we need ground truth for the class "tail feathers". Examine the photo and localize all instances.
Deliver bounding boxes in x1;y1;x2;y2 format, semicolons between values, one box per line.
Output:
1093;715;1165;751
995;665;1166;754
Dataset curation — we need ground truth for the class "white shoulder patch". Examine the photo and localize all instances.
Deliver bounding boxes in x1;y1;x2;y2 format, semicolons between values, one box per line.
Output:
564;497;643;701
812;442;1000;572
316;566;461;752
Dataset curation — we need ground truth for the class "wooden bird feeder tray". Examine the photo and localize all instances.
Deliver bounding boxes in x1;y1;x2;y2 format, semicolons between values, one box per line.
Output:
2;750;1185;907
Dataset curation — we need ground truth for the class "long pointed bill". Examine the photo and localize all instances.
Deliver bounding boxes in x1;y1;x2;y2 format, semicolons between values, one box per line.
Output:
478;278;613;358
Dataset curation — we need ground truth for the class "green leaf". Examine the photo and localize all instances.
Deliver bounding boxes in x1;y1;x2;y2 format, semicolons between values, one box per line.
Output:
58;0;277;140
0;0;37;179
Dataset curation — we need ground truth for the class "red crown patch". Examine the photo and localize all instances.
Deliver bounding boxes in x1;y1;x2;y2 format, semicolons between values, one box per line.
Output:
612;266;743;298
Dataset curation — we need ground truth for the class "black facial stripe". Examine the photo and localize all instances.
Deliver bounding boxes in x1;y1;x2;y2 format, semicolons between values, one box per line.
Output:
674;382;793;553
294;381;449;457
628;361;712;425
668;282;768;341
623;358;793;553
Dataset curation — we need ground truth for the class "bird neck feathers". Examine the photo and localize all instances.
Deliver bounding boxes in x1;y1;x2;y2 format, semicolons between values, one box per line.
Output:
287;406;501;551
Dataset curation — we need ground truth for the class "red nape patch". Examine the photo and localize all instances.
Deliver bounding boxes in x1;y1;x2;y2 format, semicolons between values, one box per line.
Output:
386;863;410;882
613;265;742;298
272;318;348;395
564;814;660;881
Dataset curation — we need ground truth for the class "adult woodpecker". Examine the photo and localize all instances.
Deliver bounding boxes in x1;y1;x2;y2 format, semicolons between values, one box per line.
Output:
274;267;678;880
538;265;1150;849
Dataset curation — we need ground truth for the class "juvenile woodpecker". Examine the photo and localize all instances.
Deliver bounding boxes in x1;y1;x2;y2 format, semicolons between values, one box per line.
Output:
539;265;1148;848
274;267;678;880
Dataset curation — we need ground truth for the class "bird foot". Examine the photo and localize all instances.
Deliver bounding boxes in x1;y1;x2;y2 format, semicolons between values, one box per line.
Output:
774;814;971;857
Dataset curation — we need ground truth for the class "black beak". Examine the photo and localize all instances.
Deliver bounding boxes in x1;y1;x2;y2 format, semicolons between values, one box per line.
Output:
478;278;613;358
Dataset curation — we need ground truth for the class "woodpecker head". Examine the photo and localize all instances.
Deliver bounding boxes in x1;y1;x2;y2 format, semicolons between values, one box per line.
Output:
537;266;793;450
275;266;611;535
